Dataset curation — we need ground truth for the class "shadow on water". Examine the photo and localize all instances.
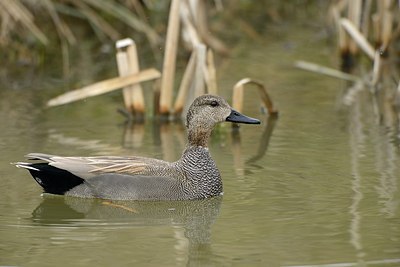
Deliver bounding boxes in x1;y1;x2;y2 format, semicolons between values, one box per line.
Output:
31;195;222;266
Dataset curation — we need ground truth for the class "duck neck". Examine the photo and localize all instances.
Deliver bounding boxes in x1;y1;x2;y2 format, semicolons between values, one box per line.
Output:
187;126;212;147
179;144;223;198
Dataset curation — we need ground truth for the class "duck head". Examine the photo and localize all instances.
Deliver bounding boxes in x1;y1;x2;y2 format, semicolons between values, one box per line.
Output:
186;94;260;147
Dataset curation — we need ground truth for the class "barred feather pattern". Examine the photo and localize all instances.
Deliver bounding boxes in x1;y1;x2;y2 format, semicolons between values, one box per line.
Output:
176;146;223;198
84;146;222;199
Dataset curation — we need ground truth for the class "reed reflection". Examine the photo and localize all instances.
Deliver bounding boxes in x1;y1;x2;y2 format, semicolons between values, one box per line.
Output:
347;82;400;264
231;114;277;176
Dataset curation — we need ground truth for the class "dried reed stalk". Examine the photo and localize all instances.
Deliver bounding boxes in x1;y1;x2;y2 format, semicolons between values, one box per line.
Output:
205;49;218;95
378;0;393;51
331;6;348;54
181;44;207;118
361;0;372;37
159;0;181;115
126;41;145;114
116;38;145;115
173;50;197;115
340;18;375;60
347;0;362;54
381;12;393;51
116;42;134;112
195;0;229;55
180;0;201;49
192;43;207;98
232;78;278;115
330;4;353;71
47;68;161;107
294;61;360;82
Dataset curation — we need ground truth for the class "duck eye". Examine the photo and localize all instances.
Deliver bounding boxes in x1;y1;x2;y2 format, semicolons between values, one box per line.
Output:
210;101;218;107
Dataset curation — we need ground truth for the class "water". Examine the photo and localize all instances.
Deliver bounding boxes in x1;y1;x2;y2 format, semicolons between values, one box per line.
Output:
1;18;399;267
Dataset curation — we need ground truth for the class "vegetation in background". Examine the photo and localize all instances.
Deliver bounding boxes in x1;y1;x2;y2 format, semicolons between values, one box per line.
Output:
0;0;399;124
0;1;337;68
0;0;167;72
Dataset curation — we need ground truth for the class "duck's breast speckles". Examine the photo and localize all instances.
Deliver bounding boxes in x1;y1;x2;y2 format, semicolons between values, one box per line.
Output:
178;146;223;198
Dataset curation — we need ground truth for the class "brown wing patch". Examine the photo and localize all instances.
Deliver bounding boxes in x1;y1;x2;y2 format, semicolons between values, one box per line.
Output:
88;161;147;175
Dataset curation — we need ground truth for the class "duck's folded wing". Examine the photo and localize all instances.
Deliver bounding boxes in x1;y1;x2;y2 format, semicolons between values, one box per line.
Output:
25;153;168;179
67;173;187;201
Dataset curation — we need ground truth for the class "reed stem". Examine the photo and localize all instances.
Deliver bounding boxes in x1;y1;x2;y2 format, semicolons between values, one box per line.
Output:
295;60;360;82
116;38;146;115
206;49;218;95
340;18;375;59
159;0;181;115
47;69;160;107
232;78;278;116
173;50;197;115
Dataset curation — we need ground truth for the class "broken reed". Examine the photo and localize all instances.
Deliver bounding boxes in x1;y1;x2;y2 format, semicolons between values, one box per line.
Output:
331;0;398;71
159;0;228;118
159;0;181;116
116;39;145;117
14;0;277;122
295;1;399;127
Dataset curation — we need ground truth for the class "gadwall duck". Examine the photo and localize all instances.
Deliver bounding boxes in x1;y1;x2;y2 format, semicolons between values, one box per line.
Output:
16;94;260;200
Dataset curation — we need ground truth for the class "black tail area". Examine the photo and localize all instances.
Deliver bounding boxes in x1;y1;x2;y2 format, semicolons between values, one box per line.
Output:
27;163;84;195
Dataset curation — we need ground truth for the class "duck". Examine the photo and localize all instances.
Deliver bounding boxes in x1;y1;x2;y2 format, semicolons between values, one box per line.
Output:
16;94;260;200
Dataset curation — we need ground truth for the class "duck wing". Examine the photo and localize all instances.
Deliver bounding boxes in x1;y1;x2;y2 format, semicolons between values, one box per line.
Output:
16;153;178;198
24;153;169;179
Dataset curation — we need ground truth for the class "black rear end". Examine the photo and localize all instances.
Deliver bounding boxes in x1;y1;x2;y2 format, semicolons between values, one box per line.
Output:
27;163;84;195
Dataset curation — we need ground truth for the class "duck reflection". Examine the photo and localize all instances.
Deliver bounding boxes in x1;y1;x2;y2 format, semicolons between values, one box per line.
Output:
31;195;222;266
32;195;221;226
